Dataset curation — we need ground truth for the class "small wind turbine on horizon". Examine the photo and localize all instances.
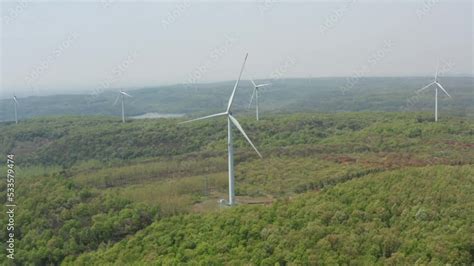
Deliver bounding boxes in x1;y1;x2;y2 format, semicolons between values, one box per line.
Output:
417;64;452;122
12;95;19;124
179;53;262;206
114;90;133;123
248;79;270;121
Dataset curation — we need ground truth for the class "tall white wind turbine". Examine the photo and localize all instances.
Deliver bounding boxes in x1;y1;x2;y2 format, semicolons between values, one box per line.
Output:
114;90;133;123
179;53;262;206
418;65;452;122
248;79;270;121
12;96;19;124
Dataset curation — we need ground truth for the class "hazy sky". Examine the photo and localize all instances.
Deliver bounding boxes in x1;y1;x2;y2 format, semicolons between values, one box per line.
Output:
0;0;472;97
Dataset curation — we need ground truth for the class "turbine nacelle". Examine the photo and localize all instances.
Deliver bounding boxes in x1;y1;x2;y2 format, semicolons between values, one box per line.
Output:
418;80;451;98
418;62;451;98
120;90;133;97
250;79;271;90
114;90;133;105
179;111;262;159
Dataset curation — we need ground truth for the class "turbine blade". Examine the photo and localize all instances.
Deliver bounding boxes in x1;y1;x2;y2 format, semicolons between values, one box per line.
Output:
113;95;120;105
248;88;256;109
435;61;440;80
179;112;227;124
229;114;262;158
121;91;132;97
13;96;18;104
417;82;435;93
226;53;248;112
435;82;451;98
250;79;257;87
256;83;271;88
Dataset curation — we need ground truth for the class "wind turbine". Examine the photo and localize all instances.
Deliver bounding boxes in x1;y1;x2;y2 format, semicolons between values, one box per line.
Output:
248;79;270;121
114;90;132;123
12;96;18;124
179;53;262;206
418;64;452;122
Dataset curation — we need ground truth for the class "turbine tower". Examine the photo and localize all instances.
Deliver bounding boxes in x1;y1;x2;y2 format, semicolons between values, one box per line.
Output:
180;53;262;206
114;90;132;123
12;96;18;124
248;79;270;121
418;64;451;122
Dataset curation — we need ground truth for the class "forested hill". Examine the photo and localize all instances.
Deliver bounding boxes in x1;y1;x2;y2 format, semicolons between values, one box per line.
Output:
1;112;473;168
70;165;474;264
0;112;473;264
1;76;473;122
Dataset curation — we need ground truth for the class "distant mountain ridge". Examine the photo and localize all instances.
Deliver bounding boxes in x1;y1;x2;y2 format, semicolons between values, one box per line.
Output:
1;77;472;122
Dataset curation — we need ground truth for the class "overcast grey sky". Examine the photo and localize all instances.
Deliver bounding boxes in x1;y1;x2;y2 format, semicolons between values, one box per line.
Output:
0;0;472;97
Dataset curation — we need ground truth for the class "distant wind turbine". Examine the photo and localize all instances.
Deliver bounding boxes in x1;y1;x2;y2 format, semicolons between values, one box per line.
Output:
114;90;133;123
179;53;262;206
12;96;19;124
248;79;271;121
418;64;452;122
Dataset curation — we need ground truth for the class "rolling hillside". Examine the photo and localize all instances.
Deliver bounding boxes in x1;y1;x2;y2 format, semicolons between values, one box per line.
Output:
70;165;474;264
0;112;473;264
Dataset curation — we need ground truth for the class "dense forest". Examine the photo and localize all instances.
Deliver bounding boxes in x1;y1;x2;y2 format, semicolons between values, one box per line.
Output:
0;112;473;264
71;166;474;264
1;77;473;122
